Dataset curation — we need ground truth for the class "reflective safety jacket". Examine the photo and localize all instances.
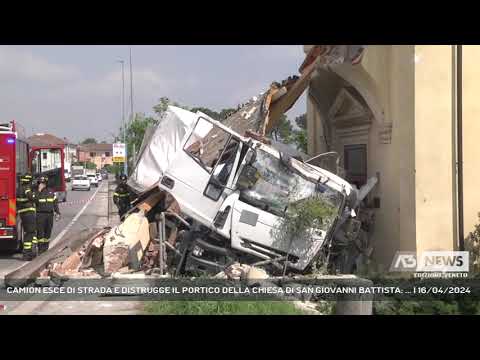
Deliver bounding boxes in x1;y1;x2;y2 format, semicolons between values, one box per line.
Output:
35;188;60;214
16;184;36;214
113;183;130;206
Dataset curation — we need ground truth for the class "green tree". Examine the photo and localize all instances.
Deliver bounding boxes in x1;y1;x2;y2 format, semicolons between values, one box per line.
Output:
190;107;220;119
271;114;308;153
293;129;308;153
153;96;172;116
81;138;97;144
153;97;189;117
219;108;236;120
295;113;307;130
275;114;294;144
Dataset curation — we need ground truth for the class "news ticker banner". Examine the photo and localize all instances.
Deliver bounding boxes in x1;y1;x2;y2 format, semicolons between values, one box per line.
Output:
1;278;480;301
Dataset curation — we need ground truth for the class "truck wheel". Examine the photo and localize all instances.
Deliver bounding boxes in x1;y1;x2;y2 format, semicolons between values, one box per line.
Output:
15;216;24;253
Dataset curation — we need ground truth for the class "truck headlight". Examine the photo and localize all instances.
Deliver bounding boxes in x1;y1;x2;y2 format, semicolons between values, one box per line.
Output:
192;245;204;257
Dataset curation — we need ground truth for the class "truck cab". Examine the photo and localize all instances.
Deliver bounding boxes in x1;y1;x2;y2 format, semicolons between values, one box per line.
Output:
156;113;361;274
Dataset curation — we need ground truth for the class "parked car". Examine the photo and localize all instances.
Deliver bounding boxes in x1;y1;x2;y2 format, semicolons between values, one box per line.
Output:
87;174;99;187
72;175;91;191
96;173;102;182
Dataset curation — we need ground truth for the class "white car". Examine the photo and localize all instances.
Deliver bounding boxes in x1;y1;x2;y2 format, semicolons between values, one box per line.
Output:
72;175;91;191
96;173;102;182
87;174;99;187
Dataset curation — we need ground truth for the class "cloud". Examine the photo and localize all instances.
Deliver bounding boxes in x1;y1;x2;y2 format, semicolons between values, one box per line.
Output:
245;45;304;63
0;45;307;143
71;67;166;97
0;46;80;82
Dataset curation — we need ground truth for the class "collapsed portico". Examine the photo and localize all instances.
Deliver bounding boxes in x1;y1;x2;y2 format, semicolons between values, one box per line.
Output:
305;45;480;270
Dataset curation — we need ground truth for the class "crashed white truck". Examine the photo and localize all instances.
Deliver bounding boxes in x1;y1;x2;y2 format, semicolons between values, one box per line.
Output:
127;104;377;277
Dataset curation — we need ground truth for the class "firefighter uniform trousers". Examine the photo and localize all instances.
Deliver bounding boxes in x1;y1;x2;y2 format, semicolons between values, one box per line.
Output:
35;189;59;254
37;213;53;252
16;186;37;255
113;185;130;219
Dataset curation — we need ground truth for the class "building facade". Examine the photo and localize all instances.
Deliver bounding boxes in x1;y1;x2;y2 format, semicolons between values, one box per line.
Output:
304;45;479;270
77;143;113;170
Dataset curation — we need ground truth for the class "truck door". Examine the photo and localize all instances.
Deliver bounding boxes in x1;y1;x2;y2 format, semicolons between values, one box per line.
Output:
161;117;241;226
29;146;66;201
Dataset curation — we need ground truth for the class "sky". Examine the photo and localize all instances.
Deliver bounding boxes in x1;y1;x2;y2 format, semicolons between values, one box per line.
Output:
0;45;307;143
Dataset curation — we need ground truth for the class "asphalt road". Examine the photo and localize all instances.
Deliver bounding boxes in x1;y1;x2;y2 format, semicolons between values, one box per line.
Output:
0;177;141;315
0;179;109;279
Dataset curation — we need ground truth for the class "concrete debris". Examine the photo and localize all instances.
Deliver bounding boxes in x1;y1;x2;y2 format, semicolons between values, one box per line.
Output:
111;272;149;280
246;267;269;280
216;263;271;281
224;263;250;280
60;252;81;272
141;242;161;271
102;212;151;272
213;271;228;279
38;269;50;278
103;243;129;274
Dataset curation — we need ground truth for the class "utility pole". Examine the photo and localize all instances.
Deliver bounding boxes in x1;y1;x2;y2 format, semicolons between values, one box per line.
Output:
129;46;134;124
129;46;136;167
117;59;127;175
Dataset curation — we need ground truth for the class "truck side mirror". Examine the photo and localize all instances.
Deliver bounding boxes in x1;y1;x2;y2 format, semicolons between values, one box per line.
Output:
245;147;257;166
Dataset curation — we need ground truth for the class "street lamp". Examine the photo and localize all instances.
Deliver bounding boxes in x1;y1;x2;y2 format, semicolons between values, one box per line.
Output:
116;59;127;175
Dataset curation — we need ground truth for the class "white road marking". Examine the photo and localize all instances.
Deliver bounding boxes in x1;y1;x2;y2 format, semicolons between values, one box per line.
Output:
50;183;103;247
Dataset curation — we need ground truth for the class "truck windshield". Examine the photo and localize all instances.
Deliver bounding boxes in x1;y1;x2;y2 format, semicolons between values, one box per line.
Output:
239;149;343;225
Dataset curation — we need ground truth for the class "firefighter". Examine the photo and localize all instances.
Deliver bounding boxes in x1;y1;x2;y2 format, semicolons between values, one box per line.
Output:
113;174;131;220
16;173;37;261
35;176;61;255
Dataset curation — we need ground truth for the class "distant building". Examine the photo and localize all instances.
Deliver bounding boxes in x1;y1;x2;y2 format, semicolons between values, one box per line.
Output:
77;143;113;170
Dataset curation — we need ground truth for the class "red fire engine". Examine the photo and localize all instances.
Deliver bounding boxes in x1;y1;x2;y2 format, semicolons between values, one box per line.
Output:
0;121;29;250
0;121;67;251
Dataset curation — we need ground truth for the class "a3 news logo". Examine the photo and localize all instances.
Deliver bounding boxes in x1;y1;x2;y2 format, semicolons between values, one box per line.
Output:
390;251;469;272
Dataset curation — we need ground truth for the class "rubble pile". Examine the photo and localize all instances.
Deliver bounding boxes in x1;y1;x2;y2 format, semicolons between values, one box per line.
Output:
38;211;167;281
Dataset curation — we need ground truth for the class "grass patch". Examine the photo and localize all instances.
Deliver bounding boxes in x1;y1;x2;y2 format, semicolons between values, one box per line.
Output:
143;301;308;315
